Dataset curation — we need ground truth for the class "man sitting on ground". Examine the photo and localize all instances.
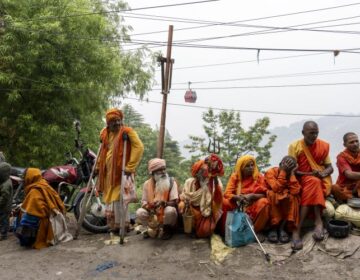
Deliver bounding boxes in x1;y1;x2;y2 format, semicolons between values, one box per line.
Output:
332;132;360;203
265;156;301;244
178;154;224;238
136;158;178;240
288;121;333;250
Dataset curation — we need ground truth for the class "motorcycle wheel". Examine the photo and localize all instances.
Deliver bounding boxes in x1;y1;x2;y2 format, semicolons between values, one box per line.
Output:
74;191;109;234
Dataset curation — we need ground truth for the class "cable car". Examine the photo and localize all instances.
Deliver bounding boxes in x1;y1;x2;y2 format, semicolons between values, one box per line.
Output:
184;82;197;103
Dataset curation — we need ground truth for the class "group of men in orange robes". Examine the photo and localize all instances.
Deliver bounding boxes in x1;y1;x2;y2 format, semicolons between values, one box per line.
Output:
219;121;360;250
134;118;360;251
14;106;360;251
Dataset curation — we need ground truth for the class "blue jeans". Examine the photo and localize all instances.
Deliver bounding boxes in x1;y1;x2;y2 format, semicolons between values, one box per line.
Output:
0;211;10;237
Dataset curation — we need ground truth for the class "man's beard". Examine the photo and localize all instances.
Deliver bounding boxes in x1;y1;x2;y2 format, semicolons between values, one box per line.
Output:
154;173;170;194
199;177;209;190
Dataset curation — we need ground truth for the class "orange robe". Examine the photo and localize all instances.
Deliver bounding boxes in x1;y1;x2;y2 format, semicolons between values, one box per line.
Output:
221;174;269;235
332;149;360;201
265;167;300;229
22;168;65;249
97;126;144;204
289;139;332;207
180;177;223;238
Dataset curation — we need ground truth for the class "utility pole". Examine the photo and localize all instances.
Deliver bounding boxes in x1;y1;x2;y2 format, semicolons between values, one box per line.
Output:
157;25;174;159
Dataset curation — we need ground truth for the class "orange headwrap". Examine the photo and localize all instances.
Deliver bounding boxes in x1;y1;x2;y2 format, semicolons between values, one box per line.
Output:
106;108;123;124
205;154;224;177
191;160;205;177
148;158;166;174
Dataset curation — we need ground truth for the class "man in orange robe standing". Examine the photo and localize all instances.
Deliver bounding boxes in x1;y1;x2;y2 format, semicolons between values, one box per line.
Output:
288;121;333;250
221;155;270;236
332;132;360;202
96;108;144;234
265;156;301;244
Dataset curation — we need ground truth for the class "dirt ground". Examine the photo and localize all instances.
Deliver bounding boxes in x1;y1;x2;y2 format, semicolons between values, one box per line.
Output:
0;215;359;280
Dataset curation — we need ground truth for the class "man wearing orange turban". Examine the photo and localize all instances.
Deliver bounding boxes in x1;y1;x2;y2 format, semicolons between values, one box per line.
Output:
96;108;144;234
178;156;223;238
220;155;270;236
136;158;179;240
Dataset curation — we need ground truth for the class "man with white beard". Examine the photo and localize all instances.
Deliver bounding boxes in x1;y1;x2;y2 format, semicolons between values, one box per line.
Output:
136;158;179;240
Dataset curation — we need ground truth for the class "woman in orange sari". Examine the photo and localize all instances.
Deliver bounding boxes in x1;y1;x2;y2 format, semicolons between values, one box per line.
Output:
220;155;270;236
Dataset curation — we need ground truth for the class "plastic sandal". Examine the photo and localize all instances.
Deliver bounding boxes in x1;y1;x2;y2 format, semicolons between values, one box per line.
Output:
267;230;278;243
291;239;303;251
278;230;290;244
312;228;325;241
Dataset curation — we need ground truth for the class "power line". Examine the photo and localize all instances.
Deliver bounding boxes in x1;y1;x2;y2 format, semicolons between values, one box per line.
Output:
127;39;360;53
152;81;360;91
171;67;360;85
12;0;219;23
123;97;360;118
123;2;360;29
173;21;360;45
170;53;326;70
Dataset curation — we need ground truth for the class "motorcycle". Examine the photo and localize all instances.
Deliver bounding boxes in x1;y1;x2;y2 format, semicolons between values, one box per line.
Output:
9;121;109;234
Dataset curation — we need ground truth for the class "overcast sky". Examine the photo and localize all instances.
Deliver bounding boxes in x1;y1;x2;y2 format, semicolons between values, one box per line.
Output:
120;0;360;142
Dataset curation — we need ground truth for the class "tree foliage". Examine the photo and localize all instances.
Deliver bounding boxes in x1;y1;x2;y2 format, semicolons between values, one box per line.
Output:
0;0;154;168
184;109;277;178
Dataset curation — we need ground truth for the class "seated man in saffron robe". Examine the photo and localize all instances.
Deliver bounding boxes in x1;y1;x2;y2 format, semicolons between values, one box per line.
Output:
220;155;270;236
136;158;179;240
332;132;360;203
265;156;301;244
288;121;333;250
178;154;223;238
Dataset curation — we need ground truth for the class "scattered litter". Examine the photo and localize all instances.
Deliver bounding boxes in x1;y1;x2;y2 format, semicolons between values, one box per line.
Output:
104;233;126;245
55;271;62;276
95;261;119;272
204;263;216;277
199;260;210;264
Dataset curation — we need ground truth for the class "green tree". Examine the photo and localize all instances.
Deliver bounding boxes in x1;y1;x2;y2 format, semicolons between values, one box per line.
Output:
185;108;277;178
0;0;154;168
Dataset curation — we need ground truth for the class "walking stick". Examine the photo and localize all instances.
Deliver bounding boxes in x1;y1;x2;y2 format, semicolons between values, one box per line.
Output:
119;133;128;245
74;145;102;239
245;215;271;263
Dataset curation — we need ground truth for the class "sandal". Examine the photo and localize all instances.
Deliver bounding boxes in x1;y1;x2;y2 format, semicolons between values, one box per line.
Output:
267;230;278;243
312;228;325;241
291;239;303;251
278;230;290;244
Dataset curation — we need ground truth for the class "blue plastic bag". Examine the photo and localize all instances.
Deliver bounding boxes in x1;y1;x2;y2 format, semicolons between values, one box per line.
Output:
225;209;255;247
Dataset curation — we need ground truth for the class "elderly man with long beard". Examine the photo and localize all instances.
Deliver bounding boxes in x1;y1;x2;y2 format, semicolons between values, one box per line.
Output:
178;154;224;238
136;158;179;240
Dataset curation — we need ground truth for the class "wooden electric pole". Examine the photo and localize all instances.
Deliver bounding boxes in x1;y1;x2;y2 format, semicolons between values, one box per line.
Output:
157;25;174;159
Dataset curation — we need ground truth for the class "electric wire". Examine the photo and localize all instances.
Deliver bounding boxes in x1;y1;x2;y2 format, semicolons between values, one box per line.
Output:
12;0;220;23
171;67;360;85
152;81;360;91
122;97;360;118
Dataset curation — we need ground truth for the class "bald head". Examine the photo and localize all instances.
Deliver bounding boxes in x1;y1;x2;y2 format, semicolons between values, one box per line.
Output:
303;121;318;131
302;121;319;146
